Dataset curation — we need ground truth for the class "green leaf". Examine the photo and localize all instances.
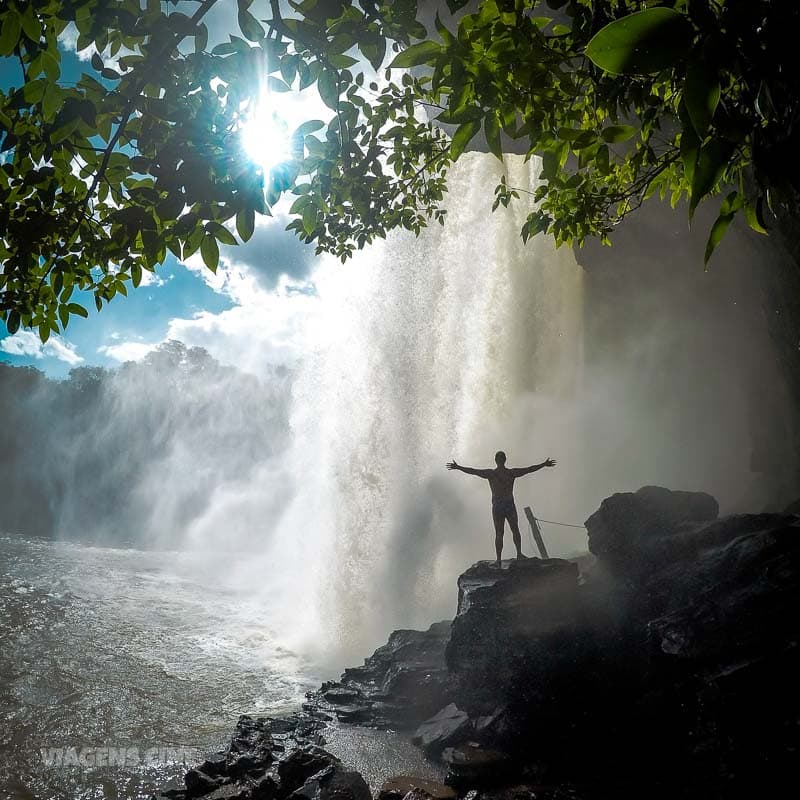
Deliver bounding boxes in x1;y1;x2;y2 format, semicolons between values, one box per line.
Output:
50;117;80;144
317;68;339;110
39;323;50;344
42;84;63;121
67;303;89;318
436;106;483;125
20;5;41;42
200;234;219;272
600;125;636;144
484;115;502;161
194;23;208;54
0;12;21;57
238;9;264;42
388;41;441;69
704;193;741;265
680;124;700;185
206;221;238;246
268;76;291;93
7;310;20;335
586;8;693;75
689;139;733;218
450;119;480;160
684;60;720;138
744;197;768;235
293;120;325;138
236;208;255;242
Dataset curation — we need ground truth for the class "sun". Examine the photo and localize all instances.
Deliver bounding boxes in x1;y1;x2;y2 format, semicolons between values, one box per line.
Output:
241;96;292;175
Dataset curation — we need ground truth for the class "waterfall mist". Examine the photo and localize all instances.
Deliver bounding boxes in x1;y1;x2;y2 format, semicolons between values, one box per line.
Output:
4;152;797;672
187;153;585;665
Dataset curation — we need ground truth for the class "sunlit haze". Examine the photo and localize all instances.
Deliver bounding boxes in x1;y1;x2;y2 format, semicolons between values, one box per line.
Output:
241;95;293;175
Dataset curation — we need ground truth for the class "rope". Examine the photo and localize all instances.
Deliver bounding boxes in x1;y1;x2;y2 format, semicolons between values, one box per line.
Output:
532;516;586;529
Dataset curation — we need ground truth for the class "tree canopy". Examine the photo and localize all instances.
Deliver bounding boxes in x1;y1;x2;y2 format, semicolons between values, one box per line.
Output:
1;0;798;342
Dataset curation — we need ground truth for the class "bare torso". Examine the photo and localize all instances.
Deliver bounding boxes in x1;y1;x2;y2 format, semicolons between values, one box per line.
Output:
487;467;517;501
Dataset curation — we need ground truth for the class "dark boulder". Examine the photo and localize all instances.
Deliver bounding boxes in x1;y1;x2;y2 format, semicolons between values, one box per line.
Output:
200;752;228;777
472;706;515;748
291;765;371;800
441;745;513;788
184;768;220;797
323;687;362;705
277;745;340;795
445;558;580;710
252;775;279;800
204;786;252;800
377;776;457;800
585;485;718;571
411;703;471;756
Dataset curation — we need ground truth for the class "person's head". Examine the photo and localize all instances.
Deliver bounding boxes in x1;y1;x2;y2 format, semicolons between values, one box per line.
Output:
495;450;507;466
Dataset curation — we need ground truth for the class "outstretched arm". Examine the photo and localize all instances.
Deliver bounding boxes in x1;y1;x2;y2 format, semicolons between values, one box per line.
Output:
512;458;557;477
446;460;493;478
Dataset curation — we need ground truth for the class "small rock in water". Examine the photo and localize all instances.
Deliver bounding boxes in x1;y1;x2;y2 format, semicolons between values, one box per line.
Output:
377;775;457;800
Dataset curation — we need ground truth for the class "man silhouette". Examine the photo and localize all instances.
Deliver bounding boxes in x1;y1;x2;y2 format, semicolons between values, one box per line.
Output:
447;451;556;566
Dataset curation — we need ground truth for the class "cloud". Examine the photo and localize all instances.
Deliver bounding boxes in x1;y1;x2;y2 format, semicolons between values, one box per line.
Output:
225;217;316;289
97;341;159;363
182;215;315;300
162;279;320;375
0;331;84;365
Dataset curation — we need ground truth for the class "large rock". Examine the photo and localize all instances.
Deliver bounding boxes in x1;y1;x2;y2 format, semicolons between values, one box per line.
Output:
291;765;371;800
411;703;471;755
278;745;340;795
445;558;580;710
585;485;719;571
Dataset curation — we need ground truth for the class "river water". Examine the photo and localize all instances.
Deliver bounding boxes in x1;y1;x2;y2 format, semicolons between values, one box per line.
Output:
0;535;317;797
0;535;442;799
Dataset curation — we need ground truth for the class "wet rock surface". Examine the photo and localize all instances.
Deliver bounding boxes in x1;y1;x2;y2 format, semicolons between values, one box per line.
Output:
160;486;800;800
309;620;453;729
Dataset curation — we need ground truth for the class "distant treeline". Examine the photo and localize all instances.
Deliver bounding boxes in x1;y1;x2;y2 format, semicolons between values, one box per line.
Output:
0;341;292;544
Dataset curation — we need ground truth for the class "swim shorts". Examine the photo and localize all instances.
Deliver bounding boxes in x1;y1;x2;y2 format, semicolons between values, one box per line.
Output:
492;497;516;517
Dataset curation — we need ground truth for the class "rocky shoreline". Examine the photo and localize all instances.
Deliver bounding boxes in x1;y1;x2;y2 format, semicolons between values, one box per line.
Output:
155;486;800;800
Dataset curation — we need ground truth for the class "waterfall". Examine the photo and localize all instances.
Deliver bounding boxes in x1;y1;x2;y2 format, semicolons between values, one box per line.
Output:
264;152;585;664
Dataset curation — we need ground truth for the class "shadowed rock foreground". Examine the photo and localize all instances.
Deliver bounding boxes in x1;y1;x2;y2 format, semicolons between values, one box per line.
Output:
157;486;800;800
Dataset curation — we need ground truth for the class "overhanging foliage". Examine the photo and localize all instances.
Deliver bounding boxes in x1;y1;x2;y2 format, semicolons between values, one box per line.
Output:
1;0;798;341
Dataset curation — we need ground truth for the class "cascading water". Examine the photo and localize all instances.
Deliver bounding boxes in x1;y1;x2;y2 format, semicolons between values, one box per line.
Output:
255;152;585;664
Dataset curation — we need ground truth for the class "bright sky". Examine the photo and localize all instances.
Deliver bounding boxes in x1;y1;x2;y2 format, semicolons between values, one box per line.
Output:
0;3;336;378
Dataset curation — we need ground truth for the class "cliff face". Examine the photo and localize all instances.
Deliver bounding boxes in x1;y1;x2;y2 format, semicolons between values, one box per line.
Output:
318;486;800;798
